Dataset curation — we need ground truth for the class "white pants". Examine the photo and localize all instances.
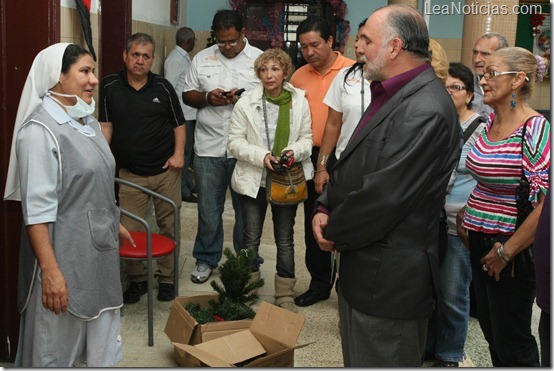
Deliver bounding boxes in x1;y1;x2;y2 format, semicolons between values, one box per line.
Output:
15;277;123;367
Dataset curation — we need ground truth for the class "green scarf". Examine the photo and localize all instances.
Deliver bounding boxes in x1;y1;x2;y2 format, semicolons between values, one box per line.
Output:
265;89;292;155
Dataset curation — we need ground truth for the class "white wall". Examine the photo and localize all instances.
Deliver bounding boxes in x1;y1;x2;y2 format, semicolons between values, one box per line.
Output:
61;0;186;26
133;0;170;26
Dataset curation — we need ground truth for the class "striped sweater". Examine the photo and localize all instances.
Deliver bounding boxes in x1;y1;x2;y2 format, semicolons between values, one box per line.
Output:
463;113;550;235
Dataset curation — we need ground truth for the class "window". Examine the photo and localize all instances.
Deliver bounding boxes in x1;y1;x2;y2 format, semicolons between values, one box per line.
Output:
284;3;309;42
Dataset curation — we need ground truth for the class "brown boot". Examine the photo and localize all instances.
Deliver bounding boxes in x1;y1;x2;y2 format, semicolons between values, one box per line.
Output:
274;274;297;313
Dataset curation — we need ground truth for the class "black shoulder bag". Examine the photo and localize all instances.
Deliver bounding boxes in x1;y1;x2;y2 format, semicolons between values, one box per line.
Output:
511;117;539;279
515;118;535;229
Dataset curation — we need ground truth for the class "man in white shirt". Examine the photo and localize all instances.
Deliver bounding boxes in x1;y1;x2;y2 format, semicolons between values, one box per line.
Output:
471;32;508;117
183;10;263;283
164;27;198;203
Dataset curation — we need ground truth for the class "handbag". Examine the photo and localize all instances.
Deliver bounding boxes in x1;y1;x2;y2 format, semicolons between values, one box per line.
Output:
513;117;538;280
515;118;535;229
266;162;308;205
262;94;307;206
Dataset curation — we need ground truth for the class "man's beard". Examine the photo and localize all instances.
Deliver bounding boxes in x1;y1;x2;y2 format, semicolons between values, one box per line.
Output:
361;47;387;81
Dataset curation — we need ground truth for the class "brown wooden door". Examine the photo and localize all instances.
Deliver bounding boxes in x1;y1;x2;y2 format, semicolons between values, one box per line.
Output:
0;0;60;362
99;0;132;78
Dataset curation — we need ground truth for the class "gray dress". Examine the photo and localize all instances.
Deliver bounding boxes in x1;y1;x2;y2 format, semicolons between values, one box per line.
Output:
17;101;122;318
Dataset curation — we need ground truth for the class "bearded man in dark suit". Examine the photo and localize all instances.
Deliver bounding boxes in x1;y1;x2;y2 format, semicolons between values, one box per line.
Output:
312;4;460;367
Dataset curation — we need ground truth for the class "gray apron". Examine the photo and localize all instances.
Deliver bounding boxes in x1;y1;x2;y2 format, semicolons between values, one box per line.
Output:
18;110;122;319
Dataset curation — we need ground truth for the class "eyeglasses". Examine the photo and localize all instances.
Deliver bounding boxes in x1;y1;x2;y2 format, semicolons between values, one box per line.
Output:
482;70;530;81
216;40;239;47
445;85;466;93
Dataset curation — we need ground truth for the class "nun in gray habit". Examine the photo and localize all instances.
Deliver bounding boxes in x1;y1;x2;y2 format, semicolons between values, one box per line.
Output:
5;43;133;367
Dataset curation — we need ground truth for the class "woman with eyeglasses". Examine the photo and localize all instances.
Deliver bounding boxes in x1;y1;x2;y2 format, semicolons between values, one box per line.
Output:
458;47;550;366
425;62;486;367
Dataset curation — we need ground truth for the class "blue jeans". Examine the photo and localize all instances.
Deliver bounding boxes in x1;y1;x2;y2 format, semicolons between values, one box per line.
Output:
181;120;196;197
239;188;298;278
192;156;243;268
426;234;471;362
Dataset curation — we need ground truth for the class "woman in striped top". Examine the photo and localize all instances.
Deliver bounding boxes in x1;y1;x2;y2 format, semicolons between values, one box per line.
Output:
458;47;550;366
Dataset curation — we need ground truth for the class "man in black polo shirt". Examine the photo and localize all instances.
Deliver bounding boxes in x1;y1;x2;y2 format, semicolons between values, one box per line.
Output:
99;33;185;304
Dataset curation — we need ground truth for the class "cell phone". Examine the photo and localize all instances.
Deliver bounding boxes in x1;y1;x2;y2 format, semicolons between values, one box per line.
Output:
223;89;245;97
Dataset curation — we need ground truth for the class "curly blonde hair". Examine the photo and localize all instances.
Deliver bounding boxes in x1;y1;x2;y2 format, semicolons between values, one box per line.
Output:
254;48;293;79
429;39;448;84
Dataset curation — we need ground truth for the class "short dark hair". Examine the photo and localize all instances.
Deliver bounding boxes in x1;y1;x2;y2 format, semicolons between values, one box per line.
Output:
126;32;155;54
211;9;242;33
61;44;92;74
344;18;369;85
296;16;332;42
449;62;475;106
383;5;430;60
176;27;195;45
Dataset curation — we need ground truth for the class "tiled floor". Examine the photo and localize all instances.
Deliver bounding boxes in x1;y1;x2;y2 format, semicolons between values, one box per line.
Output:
116;196;345;367
115;196;542;367
1;195;541;367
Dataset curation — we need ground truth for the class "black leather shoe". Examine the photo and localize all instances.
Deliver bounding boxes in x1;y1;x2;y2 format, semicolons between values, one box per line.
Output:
434;360;458;367
123;281;147;304
182;194;198;203
158;283;175;301
294;289;329;307
422;351;436;362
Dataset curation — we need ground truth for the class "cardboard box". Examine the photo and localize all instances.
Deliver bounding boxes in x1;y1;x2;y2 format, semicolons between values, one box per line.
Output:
166;298;309;367
165;294;253;345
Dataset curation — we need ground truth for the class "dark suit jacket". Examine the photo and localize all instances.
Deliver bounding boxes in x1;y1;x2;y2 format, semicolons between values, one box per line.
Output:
318;68;460;320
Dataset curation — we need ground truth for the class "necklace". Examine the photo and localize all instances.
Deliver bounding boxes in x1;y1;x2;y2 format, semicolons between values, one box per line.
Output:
262;93;272;153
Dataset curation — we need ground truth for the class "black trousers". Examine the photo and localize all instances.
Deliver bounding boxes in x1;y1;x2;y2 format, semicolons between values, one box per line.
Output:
302;147;337;295
468;231;539;366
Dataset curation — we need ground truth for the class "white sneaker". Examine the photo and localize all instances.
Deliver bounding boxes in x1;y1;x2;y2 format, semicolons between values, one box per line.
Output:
191;263;212;283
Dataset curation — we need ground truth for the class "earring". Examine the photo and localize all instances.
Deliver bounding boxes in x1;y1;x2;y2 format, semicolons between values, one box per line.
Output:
510;91;517;109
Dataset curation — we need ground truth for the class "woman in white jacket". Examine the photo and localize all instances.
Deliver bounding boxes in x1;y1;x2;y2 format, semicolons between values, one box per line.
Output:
228;48;313;312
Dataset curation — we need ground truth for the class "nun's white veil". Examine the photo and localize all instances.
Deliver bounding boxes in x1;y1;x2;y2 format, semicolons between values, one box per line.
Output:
4;43;70;201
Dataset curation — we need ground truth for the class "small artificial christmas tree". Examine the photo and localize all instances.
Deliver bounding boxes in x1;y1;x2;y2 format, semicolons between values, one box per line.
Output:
185;248;264;324
211;248;264;305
